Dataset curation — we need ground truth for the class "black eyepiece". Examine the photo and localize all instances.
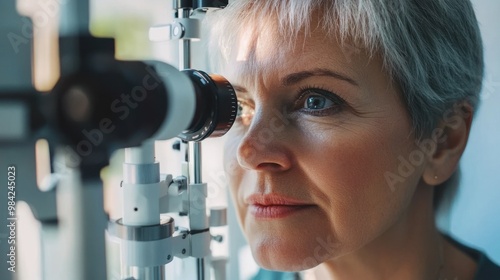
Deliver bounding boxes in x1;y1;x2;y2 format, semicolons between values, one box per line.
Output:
178;69;237;141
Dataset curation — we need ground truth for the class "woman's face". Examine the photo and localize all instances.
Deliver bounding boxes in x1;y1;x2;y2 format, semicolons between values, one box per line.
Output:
222;28;426;270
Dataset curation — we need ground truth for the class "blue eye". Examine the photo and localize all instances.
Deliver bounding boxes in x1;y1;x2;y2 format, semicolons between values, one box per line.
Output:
304;95;334;110
298;88;345;116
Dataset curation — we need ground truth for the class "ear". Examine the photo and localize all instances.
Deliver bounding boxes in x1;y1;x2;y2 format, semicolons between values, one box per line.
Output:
422;102;473;186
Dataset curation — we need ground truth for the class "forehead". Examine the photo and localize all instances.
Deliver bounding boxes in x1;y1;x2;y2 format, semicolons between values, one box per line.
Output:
221;24;368;90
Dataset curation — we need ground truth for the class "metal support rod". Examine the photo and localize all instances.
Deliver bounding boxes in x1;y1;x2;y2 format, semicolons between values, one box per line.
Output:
193;142;202;183
80;182;107;280
177;7;202;185
197;258;206;279
59;0;90;36
177;7;206;280
180;39;191;70
54;161;107;280
178;8;192;70
58;0;91;77
0;1;34;90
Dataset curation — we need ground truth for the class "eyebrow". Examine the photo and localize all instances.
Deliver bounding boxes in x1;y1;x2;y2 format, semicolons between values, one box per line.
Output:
231;68;358;94
281;68;359;87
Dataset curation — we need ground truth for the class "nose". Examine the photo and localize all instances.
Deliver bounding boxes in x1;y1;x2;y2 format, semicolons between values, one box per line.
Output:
236;109;293;172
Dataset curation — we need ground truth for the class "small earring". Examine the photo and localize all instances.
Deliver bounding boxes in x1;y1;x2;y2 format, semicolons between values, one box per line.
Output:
434;175;438;180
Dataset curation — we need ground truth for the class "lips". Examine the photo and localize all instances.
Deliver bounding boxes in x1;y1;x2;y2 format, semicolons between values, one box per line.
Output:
245;194;315;219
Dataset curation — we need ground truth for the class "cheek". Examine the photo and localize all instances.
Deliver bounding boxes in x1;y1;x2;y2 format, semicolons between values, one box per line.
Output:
223;133;248;220
223;133;243;196
300;122;419;245
223;135;240;181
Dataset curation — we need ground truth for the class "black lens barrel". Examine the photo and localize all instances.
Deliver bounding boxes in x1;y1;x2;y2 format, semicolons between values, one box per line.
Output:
178;70;237;141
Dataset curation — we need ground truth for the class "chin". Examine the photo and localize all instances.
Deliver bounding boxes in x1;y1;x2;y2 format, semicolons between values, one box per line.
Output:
249;232;337;272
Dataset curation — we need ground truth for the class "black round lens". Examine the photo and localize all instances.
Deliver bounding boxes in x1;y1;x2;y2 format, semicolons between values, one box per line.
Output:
178;70;237;141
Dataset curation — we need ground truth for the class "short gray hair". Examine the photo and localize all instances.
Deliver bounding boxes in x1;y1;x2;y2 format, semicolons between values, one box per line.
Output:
206;0;484;139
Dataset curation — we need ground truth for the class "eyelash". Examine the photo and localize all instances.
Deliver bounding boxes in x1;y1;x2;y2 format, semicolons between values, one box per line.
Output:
295;86;346;116
236;98;255;126
235;86;347;125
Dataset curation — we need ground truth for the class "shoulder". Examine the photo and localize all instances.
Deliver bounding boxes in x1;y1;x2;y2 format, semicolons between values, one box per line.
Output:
474;253;500;280
445;234;500;280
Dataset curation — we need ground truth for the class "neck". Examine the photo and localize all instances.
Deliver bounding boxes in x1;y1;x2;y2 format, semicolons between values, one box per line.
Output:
312;184;444;280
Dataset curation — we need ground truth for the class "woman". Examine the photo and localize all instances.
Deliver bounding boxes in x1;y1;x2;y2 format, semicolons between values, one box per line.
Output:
207;0;500;279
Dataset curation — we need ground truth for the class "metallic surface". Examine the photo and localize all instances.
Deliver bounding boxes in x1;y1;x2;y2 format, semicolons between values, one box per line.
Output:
108;217;174;241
